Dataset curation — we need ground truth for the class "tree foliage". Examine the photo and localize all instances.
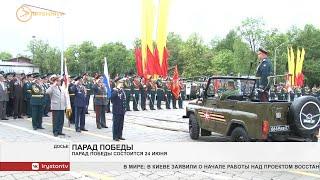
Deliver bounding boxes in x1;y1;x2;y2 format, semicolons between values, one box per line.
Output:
0;51;13;60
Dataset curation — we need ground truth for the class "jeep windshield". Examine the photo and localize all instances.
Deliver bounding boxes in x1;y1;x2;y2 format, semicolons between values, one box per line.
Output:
205;76;257;99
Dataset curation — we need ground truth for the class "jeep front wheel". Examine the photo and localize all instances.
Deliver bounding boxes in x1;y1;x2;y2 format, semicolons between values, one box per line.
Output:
189;114;200;140
230;127;249;142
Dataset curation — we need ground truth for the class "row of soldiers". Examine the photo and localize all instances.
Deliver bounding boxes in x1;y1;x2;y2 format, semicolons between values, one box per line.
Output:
0;72;51;121
269;84;320;101
112;75;186;111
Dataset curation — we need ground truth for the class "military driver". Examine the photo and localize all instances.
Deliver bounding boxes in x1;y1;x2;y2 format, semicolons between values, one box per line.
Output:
220;80;240;100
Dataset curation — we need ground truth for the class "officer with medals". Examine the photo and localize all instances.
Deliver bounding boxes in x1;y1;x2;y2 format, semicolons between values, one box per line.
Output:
111;77;126;141
132;76;140;111
93;76;108;129
73;76;88;132
147;78;156;110
82;73;93;114
30;74;45;130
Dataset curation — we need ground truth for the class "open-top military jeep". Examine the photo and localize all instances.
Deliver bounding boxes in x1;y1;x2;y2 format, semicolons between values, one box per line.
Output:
184;76;320;142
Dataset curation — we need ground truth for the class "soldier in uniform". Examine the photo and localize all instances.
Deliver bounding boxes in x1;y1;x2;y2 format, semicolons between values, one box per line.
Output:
256;48;273;101
82;73;93;114
178;79;185;109
30;75;45;130
68;77;76;124
73;76;88;132
304;85;311;96
12;73;24;119
42;75;51;117
0;74;9;120
106;79;115;113
156;78;164;109
24;73;33;118
123;75;132;111
147;78;156;110
93;77;108;129
140;77;147;110
5;73;14;117
164;78;172;109
111;78;126;141
132;76;140;111
269;85;276;100
312;85;318;97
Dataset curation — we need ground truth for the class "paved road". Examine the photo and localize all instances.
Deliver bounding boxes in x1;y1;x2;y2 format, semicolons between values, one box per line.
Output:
0;100;319;180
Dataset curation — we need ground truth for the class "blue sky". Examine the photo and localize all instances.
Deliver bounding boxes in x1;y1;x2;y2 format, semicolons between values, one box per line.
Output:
1;0;320;56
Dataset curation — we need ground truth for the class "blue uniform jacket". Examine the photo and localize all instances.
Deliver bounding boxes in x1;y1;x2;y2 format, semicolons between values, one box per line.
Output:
256;58;272;88
73;84;87;108
110;88;126;115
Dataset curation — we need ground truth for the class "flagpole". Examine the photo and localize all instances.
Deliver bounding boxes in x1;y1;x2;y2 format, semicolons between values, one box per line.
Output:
60;16;64;76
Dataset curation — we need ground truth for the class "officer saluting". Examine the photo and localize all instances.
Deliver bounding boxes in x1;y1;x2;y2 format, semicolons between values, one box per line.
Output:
30;74;45;130
111;78;126;141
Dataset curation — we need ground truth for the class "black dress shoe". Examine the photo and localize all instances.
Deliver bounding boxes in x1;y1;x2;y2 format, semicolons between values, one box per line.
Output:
119;137;126;140
58;133;65;136
97;126;102;129
81;128;88;131
33;127;37;130
13;116;17;119
27;116;31;118
102;126;108;128
114;139;119;141
38;127;45;129
134;109;139;111
1;118;8;120
44;115;49;117
53;133;58;137
18;116;22;118
76;129;81;132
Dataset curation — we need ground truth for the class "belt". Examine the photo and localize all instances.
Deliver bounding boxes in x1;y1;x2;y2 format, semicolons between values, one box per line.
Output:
69;94;75;96
95;95;106;98
32;95;44;97
27;90;31;92
157;88;163;90
124;89;131;91
134;89;140;91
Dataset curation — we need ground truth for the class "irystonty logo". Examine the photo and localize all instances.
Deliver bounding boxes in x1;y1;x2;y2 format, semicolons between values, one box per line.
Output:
16;4;64;22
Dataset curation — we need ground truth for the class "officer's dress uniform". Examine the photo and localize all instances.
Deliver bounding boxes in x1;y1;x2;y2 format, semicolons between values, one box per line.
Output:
84;80;93;114
164;81;172;109
111;87;126;141
24;80;32;117
132;78;140;111
147;80;156;110
73;84;87;132
30;82;45;130
140;78;147;110
123;78;132;111
68;83;76;124
156;79;164;109
178;82;185;109
93;84;108;129
43;82;51;116
0;80;9;120
13;78;24;118
256;57;272;101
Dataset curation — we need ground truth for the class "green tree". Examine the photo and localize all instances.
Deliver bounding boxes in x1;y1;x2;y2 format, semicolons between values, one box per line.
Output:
0;51;12;60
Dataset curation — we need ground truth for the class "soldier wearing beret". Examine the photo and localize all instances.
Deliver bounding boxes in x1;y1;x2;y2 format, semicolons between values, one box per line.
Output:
30;75;45;130
111;78;126;141
256;48;273;101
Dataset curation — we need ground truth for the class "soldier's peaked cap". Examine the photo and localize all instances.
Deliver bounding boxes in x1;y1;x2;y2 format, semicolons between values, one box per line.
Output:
74;76;82;81
258;47;268;55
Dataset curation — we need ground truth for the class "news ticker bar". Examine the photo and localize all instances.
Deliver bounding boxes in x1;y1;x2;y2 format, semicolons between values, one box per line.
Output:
0;142;320;171
0;162;320;171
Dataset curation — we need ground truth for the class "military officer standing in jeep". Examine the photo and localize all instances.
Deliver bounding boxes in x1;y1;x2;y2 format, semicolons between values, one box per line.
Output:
256;48;273;101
